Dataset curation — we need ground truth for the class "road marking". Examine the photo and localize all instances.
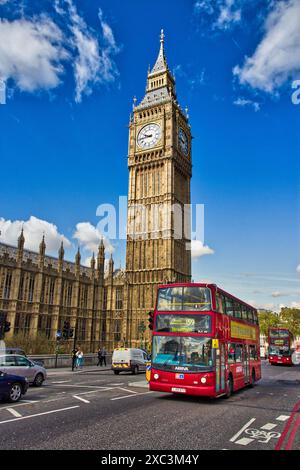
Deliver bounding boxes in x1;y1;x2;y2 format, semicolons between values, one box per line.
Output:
75;387;114;396
261;423;277;430
51;380;71;384
0;406;79;425
117;387;139;394
49;384;109;389
230;418;256;443
276;415;290;422
111;391;154;401
7;408;22;418
107;383;125;386
235;437;254;446
73;395;90;404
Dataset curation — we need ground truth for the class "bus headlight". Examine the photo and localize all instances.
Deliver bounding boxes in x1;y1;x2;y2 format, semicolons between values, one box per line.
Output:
154;374;159;380
200;377;207;384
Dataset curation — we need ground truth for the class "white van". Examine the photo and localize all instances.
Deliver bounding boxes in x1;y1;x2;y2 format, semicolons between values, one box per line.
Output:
112;348;149;375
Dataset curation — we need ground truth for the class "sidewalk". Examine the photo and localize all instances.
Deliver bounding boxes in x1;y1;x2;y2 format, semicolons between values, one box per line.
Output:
46;365;111;377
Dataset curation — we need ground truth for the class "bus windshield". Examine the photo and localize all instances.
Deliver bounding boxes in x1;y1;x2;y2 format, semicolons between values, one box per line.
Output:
152;336;214;372
157;286;212;312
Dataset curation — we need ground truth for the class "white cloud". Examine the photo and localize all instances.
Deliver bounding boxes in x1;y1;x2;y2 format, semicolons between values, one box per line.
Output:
0;1;119;101
191;240;214;259
55;0;119;103
194;0;242;30
271;291;288;298
216;0;241;29
233;97;260;111
73;222;113;254
0;216;71;252
291;301;300;309
0;16;68;92
297;265;300;273
233;0;300;93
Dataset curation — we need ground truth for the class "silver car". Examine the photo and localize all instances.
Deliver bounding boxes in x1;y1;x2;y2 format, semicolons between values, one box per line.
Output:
0;354;47;387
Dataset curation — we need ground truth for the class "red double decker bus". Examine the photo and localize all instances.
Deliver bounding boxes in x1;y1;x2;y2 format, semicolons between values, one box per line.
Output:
268;328;294;366
149;283;261;398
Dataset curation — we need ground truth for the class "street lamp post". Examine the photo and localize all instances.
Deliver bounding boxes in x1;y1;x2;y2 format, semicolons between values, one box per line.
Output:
138;321;146;350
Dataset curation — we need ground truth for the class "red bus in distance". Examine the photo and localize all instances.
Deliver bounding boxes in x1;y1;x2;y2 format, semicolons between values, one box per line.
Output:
268;328;294;366
149;283;261;398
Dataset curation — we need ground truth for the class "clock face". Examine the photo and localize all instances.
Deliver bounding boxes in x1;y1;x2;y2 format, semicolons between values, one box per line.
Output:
179;128;188;155
137;123;162;149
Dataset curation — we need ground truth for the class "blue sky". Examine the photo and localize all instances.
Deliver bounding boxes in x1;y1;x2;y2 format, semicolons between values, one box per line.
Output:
0;0;299;311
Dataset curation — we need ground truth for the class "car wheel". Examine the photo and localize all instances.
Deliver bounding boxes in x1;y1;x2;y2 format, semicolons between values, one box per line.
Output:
33;373;44;387
132;366;138;375
8;383;22;403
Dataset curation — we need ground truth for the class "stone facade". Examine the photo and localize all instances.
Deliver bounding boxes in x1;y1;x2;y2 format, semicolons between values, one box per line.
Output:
0;31;192;352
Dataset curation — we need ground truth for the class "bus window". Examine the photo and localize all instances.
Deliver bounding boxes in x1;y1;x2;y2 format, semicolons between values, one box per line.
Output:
216;293;224;313
225;297;234;316
241;306;248;320
235;344;243;362
246;309;253;322
253;310;258;325
228;344;235;363
249;345;258;360
234;302;242;319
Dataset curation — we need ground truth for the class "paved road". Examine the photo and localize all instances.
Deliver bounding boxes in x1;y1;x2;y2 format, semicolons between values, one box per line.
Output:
0;361;299;450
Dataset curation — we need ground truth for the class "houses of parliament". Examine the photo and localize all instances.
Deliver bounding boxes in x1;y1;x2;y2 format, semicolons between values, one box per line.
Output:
0;31;192;351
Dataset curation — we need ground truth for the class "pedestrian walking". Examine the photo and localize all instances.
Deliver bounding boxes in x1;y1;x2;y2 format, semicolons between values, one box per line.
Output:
97;347;107;366
97;348;102;367
72;347;78;371
76;347;84;369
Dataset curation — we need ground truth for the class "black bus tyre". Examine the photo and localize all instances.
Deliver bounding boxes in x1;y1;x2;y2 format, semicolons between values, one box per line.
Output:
114;371;120;375
225;376;233;398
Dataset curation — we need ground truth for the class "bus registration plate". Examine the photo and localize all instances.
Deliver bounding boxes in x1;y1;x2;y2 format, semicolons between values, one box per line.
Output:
171;387;186;393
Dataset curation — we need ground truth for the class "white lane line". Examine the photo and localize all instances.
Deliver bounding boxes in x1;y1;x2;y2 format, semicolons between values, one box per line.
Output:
235;437;254;446
111;391;154;401
7;408;22;418
0;406;79;425
107;383;125;386
0;400;39;411
117;387;139;394
261;423;277;430
230;418;256;443
75;387;114;396
51;380;71;384
49;384;109;389
276;415;290;422
73;395;90;404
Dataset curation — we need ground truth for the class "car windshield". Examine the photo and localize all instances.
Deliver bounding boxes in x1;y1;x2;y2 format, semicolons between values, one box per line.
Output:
157;286;212;312
152;336;214;372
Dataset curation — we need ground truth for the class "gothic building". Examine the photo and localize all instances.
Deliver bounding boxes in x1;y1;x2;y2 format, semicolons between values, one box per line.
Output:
0;31;192;351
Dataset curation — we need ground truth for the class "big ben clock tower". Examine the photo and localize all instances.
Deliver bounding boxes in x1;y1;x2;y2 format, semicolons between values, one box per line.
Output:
125;30;192;346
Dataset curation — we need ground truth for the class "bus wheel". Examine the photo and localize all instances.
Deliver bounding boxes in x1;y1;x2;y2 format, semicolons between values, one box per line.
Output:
114;371;120;375
225;376;233;398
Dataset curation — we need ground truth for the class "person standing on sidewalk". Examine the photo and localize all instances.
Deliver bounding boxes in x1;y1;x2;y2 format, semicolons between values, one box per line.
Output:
76;347;84;369
97;348;102;367
101;347;107;367
72;347;78;371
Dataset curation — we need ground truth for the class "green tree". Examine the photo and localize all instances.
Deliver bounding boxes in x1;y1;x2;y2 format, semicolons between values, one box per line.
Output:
279;307;300;337
257;310;280;337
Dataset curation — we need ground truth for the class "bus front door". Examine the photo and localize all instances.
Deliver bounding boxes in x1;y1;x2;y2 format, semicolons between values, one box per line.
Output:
243;345;250;384
215;344;226;394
